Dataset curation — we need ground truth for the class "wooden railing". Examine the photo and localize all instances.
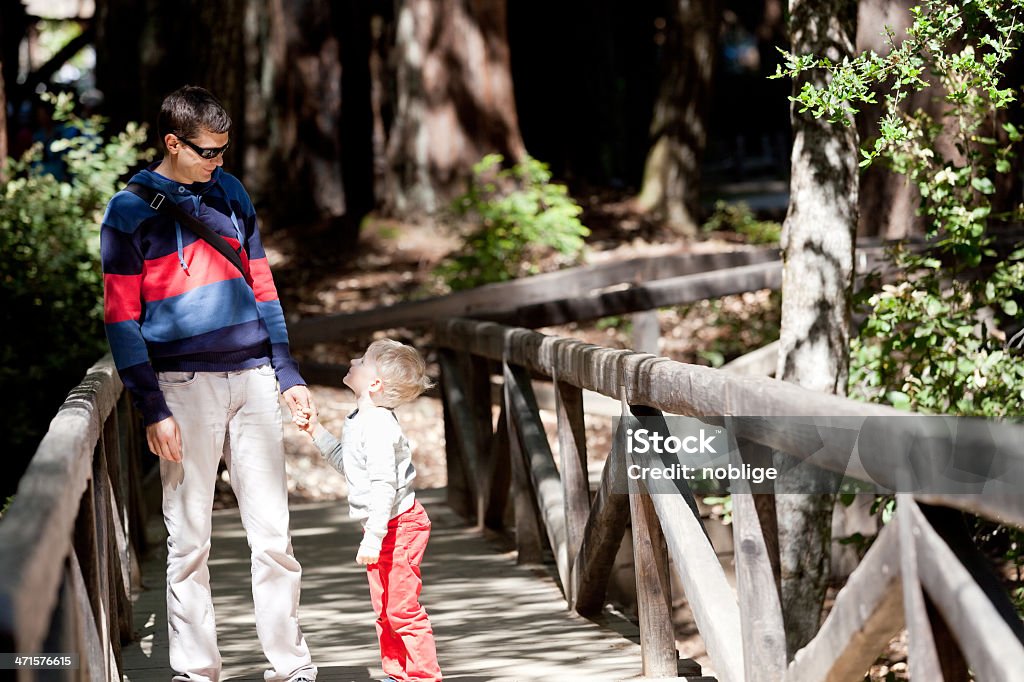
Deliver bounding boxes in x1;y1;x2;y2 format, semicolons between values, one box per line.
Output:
434;317;1024;681
0;356;149;682
288;247;780;346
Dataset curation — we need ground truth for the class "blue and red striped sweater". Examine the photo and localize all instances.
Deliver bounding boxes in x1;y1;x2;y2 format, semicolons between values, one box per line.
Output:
101;166;303;425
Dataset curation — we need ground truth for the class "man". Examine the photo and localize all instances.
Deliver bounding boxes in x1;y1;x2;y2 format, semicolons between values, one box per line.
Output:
101;86;316;682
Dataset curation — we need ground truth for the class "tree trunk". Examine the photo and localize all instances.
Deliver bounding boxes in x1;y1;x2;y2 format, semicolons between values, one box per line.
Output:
95;0;246;168
337;1;376;231
383;0;526;220
775;0;859;658
94;0;146;136
1;0;29;138
0;60;7;180
96;0;373;236
855;0;927;239
635;0;720;235
245;0;347;228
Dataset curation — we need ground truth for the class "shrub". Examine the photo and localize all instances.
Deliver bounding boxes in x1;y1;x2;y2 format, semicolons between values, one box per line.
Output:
0;92;152;492
701;200;781;245
435;154;590;291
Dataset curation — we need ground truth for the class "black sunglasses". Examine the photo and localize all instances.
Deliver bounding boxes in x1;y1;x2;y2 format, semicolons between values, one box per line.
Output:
175;135;230;160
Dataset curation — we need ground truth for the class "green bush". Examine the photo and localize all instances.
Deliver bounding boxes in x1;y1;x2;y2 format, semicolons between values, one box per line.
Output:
701;200;781;245
0;92;152;490
776;0;1024;417
849;256;1024;416
435;154;590;291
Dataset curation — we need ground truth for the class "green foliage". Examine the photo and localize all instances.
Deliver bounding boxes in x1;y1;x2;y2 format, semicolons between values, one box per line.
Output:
702;494;733;525
775;0;1024;416
850;256;1024;416
0;92;152;475
674;291;783;367
435;154;590;291
701;200;781;245
595;315;632;333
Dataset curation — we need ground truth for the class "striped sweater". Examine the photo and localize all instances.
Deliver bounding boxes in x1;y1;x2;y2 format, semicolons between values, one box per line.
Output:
101;166;302;425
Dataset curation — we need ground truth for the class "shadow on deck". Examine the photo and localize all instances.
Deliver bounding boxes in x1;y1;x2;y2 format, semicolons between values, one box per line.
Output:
121;488;646;682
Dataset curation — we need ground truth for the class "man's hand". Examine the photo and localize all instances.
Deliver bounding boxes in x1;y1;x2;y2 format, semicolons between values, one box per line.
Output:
283;384;316;419
146;416;182;462
356;548;379;565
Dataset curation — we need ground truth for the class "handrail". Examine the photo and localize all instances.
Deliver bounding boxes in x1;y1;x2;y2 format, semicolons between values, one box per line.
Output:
0;355;148;681
289;247;778;346
434;316;1024;681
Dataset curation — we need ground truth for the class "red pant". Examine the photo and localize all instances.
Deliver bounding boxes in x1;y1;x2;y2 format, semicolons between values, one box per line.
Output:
366;500;442;681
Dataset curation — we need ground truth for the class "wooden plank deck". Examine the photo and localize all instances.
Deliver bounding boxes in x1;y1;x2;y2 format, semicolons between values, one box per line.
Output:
121;488;649;682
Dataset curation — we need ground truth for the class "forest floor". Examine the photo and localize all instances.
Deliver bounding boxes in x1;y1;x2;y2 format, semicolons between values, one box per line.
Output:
256;192;924;681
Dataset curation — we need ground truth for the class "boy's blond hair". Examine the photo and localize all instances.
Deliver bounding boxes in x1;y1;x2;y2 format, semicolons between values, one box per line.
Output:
365;338;434;408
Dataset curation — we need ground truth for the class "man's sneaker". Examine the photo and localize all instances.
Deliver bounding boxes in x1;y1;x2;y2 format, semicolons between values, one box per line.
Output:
291;678;315;682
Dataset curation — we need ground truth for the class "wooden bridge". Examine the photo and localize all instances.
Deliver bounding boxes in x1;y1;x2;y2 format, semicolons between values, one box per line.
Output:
3;246;1024;681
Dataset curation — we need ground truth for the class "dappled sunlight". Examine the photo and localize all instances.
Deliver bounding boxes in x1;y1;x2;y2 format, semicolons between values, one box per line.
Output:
123;488;644;681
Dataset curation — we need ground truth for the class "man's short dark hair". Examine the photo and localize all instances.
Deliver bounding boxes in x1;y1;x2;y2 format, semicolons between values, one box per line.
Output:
158;86;231;151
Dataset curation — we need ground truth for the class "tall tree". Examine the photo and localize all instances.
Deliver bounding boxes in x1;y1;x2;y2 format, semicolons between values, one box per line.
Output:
0;61;7;178
244;0;347;229
508;0;661;186
95;0;375;236
1;0;29;149
383;0;526;219
635;0;721;235
855;0;928;239
95;0;247;171
775;0;859;657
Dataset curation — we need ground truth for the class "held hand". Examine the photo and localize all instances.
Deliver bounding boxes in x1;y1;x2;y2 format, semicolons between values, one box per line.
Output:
292;407;320;435
146;416;183;462
356;548;379;565
283;384;316;419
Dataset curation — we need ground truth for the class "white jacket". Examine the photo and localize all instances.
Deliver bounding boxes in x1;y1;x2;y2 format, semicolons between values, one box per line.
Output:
313;406;417;552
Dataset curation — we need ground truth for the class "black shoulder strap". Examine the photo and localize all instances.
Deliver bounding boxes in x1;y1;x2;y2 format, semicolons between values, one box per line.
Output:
123;183;251;285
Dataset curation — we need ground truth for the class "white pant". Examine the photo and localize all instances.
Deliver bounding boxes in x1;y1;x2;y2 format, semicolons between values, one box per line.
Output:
157;365;316;682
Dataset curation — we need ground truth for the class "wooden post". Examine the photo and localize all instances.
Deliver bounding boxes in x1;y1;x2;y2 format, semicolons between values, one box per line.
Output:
438;349;485;522
483;406;511;531
925;594;970;680
94;445;117;678
631;309;660;355
120;397;148;592
504;362;572;597
629;482;678;677
74;441;116;680
69;551;107;682
784;520;904;682
897;495;944;680
555;377;590;603
916;505;977;680
439;351;472;519
907;500;1024;680
463;352;495;528
573;419;630;616
504;362;545;564
731;439;786;682
103;411;132;648
46;566;77;682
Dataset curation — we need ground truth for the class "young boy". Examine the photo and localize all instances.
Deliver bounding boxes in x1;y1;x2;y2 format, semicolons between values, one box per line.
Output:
293;339;442;682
